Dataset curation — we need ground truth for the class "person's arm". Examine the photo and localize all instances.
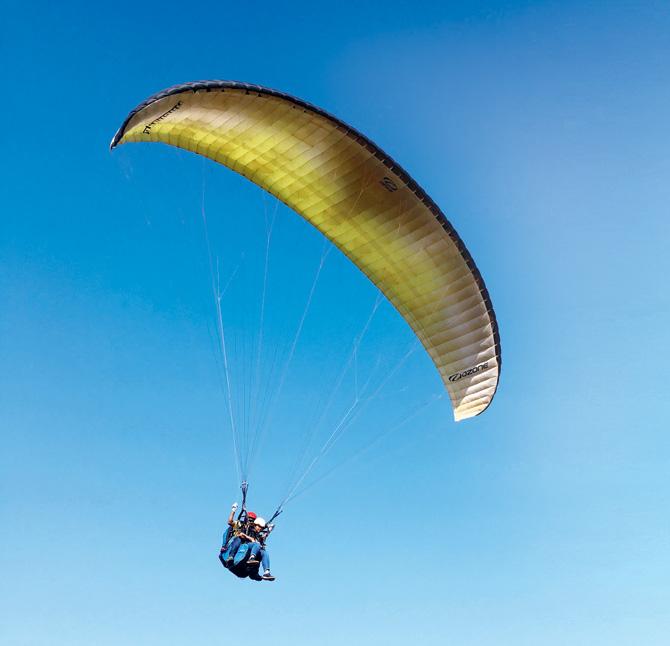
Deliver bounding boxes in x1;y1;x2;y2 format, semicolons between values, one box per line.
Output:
227;502;238;526
238;532;259;543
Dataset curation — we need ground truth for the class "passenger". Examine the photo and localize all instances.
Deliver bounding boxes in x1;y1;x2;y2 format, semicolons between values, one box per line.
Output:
241;517;275;581
222;508;259;566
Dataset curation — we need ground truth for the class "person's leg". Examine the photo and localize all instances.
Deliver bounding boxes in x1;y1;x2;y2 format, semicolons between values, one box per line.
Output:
247;542;261;564
260;548;275;580
225;536;242;563
233;541;250;566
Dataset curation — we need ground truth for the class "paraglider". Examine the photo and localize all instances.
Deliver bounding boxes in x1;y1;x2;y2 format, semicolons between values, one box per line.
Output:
111;80;501;582
219;484;275;581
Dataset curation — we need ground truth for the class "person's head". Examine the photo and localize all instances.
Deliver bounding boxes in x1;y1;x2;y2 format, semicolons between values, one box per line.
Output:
254;517;267;529
247;512;257;521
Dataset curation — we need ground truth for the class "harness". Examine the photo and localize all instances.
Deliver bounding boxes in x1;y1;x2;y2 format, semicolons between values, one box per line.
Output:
231;481;282;542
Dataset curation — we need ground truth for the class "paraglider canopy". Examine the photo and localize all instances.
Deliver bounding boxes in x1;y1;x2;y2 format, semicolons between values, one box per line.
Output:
111;80;501;420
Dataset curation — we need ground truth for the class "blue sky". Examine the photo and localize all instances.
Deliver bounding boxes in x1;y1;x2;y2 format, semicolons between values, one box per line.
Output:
2;1;669;644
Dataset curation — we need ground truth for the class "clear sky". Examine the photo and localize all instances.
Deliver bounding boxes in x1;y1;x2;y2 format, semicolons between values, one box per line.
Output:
2;1;669;644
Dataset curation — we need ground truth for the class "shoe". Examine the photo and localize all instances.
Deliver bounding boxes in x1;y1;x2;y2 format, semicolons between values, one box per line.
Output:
261;571;275;581
247;558;260;566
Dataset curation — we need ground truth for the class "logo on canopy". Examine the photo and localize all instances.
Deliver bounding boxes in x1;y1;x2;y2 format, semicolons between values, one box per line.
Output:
448;362;489;382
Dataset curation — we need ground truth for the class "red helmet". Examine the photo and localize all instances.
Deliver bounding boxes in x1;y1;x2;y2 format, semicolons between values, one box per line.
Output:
247;512;257;520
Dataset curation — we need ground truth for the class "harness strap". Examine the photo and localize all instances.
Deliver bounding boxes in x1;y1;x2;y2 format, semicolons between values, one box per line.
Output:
238;481;249;521
267;507;283;525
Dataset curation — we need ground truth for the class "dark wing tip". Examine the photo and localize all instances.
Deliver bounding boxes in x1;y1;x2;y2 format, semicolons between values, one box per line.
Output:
109;127;123;150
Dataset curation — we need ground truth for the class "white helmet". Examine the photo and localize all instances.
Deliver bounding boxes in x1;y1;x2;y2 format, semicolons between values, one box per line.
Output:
254;517;267;528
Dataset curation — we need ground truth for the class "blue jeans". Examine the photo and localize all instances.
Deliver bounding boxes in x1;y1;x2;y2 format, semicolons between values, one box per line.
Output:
224;536;241;560
219;527;242;567
249;542;270;572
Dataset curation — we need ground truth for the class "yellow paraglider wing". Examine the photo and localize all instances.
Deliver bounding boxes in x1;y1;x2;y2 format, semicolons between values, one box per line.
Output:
111;81;501;420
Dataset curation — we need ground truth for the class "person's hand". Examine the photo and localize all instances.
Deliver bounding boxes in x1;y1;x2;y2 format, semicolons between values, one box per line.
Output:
231;502;239;513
